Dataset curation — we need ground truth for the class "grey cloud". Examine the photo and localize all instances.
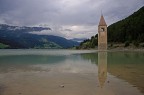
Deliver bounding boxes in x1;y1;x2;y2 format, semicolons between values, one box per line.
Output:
0;0;61;25
0;0;143;25
0;0;143;38
64;29;72;31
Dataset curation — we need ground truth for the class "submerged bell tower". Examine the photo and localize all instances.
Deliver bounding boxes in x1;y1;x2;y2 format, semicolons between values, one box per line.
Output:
98;14;107;50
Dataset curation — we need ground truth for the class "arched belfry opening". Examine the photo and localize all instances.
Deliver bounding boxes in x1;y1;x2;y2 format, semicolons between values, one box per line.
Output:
98;14;107;50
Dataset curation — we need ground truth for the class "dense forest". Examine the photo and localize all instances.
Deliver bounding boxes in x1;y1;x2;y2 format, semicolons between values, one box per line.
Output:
78;6;144;49
108;6;144;43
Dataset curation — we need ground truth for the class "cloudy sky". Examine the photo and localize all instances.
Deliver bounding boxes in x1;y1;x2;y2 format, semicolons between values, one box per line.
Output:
0;0;143;39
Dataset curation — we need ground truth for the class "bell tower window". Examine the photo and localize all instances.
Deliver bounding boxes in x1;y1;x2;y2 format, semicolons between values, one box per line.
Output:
101;28;105;32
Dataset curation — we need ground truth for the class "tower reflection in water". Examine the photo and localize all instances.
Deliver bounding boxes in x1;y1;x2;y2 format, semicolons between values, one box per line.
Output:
98;52;107;88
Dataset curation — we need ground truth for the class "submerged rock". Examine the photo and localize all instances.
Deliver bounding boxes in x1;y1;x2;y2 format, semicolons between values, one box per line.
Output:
60;85;64;88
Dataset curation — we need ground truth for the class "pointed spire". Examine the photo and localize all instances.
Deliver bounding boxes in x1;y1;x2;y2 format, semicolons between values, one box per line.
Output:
99;14;107;26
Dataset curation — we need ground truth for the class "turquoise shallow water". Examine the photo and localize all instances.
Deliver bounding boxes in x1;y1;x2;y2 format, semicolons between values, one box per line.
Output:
0;49;144;95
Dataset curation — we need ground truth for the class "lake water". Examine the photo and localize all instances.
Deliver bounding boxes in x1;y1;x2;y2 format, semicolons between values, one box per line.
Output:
0;49;144;95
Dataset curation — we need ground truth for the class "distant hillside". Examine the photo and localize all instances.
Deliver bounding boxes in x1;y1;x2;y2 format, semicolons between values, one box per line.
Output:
77;34;98;49
108;6;144;43
0;24;79;49
78;6;144;49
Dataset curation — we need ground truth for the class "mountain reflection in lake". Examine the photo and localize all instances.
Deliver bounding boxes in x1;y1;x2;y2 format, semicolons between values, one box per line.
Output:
0;49;144;95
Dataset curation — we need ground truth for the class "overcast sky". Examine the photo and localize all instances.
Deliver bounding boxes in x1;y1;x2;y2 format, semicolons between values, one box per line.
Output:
0;0;143;39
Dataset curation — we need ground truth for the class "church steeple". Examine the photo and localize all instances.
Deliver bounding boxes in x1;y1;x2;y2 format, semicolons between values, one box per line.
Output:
99;15;107;26
98;14;107;50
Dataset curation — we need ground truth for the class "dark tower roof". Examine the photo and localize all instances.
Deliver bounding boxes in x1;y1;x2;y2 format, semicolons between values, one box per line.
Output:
99;15;107;26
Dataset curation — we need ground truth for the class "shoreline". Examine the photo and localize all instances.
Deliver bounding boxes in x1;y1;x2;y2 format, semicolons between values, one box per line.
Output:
1;48;144;52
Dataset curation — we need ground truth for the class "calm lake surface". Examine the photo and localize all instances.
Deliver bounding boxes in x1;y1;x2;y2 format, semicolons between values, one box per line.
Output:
0;49;144;95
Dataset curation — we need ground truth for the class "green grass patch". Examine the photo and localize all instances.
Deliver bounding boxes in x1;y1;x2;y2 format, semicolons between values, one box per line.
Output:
0;43;9;49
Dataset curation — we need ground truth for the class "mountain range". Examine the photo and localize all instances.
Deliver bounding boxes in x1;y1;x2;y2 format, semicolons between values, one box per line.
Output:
0;24;79;49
